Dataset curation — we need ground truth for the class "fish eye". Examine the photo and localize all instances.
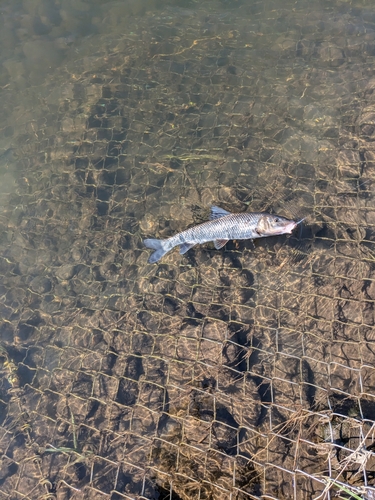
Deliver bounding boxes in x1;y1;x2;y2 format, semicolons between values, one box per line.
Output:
274;217;279;223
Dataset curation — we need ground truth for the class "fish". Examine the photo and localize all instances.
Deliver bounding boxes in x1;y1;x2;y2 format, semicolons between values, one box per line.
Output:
143;206;300;264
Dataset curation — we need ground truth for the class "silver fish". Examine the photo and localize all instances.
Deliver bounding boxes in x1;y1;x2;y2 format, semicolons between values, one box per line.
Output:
144;206;298;263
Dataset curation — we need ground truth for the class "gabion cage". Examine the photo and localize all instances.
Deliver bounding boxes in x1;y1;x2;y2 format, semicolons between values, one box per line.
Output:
1;1;375;498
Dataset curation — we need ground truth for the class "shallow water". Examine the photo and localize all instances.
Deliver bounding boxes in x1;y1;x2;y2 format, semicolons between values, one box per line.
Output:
0;0;375;498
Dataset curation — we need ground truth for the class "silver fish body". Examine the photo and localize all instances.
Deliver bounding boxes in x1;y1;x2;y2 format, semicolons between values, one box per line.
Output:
144;206;297;263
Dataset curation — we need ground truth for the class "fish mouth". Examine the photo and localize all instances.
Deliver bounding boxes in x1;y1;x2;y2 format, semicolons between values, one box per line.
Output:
288;217;306;234
283;220;298;234
259;220;298;236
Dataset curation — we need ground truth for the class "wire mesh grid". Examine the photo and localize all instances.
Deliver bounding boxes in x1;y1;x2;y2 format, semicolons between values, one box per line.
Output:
1;1;375;498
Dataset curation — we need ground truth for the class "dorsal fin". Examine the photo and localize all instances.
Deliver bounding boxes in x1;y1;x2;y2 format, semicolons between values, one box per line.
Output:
210;206;231;220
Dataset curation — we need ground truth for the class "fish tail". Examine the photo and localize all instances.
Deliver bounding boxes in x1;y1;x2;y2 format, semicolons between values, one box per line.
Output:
143;238;169;263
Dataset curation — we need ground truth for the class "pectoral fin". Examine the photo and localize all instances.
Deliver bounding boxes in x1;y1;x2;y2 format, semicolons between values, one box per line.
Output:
213;239;229;249
179;242;195;255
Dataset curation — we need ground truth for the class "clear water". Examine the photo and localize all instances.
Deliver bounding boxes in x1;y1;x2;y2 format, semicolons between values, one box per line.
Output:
0;0;375;498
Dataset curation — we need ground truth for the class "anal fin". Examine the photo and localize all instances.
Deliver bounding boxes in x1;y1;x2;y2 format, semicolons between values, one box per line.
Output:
180;242;195;255
213;239;229;250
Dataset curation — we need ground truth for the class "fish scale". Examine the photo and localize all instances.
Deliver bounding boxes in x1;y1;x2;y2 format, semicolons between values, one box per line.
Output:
172;213;262;247
144;206;298;263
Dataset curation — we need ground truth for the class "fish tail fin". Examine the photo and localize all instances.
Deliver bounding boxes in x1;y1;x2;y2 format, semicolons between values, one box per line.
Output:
143;238;169;263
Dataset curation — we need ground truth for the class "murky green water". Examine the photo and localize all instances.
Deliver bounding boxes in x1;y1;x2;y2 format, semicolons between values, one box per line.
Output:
1;0;375;498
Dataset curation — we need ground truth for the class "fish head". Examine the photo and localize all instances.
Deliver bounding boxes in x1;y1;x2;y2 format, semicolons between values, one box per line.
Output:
256;214;297;236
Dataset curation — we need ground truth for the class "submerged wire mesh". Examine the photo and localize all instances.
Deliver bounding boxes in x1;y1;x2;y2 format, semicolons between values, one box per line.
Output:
1;1;375;498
